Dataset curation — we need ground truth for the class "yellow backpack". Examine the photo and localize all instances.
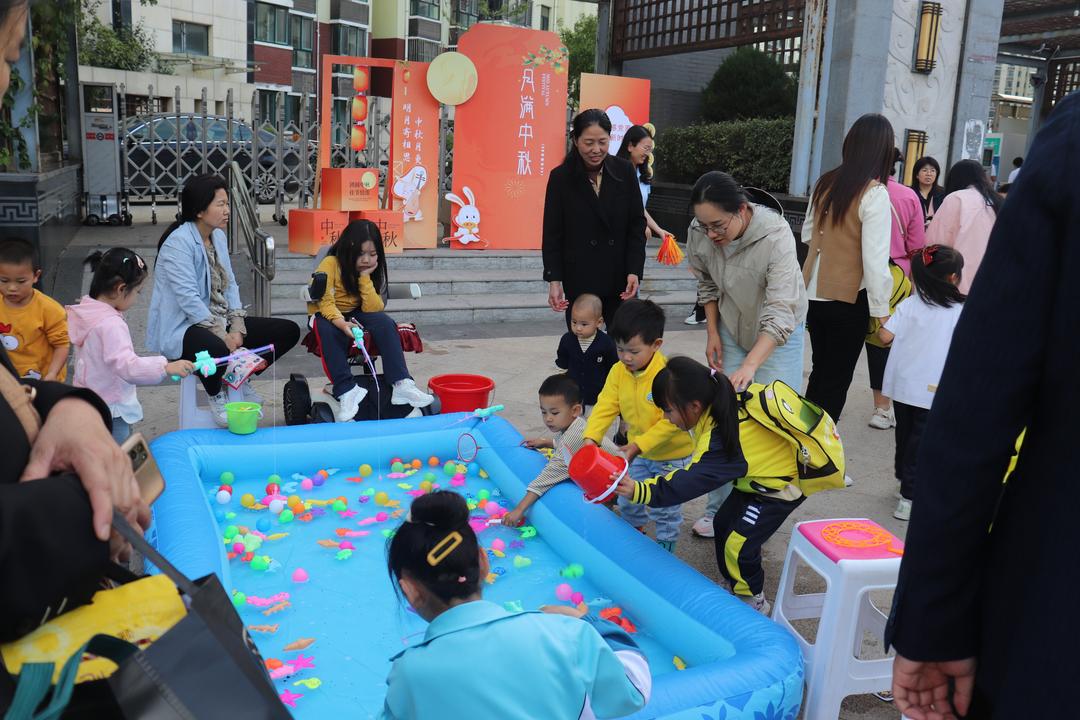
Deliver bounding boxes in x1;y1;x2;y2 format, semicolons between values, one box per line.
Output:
739;381;846;496
866;261;912;347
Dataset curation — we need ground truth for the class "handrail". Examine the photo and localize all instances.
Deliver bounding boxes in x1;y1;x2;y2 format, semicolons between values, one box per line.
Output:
228;160;275;316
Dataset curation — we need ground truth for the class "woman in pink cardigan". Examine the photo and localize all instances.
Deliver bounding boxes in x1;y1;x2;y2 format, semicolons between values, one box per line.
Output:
926;160;1001;295
67;249;193;443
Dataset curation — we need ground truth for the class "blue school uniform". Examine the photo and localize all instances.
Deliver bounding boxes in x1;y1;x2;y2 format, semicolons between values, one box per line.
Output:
378;600;649;720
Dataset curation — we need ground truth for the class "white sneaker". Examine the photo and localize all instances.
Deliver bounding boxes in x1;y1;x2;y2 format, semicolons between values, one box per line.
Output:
868;407;896;429
207;391;229;428
844;474;854;487
691;515;715;538
335;384;368;422
739;592;771;615
683;311;705;325
240;382;263;404
894;498;912;521
405;406;423;419
391;378;434;407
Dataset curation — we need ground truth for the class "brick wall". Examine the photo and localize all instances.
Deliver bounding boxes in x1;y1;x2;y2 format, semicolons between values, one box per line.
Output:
254;44;293;86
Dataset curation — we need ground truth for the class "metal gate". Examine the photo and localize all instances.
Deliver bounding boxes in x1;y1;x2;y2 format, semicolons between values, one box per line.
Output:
117;85;392;225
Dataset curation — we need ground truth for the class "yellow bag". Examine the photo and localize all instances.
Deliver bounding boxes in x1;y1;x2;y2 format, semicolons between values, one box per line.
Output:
866;261;911;347
739;381;846;496
1;574;185;684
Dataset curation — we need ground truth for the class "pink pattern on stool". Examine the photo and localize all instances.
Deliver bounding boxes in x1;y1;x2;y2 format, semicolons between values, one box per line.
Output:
798;519;904;563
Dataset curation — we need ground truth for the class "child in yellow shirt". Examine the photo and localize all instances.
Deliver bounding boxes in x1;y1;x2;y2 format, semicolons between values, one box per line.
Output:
0;239;68;380
584;299;693;552
306;220;433;422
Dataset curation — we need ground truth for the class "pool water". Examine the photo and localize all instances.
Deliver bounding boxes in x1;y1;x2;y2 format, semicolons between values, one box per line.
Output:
210;455;677;718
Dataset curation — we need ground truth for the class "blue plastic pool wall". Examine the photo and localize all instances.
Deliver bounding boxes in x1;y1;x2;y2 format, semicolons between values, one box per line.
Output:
150;415;803;720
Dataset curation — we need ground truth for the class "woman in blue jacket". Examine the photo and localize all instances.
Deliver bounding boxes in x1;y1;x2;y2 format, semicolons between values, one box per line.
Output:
381;491;651;720
146;174;300;425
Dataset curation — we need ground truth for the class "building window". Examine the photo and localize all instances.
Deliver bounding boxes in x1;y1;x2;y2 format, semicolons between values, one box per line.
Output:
410;0;440;21
255;2;290;45
453;0;479;28
258;89;281;125
291;15;314;68
540;5;550;31
407;38;441;63
333;24;368;57
172;20;209;56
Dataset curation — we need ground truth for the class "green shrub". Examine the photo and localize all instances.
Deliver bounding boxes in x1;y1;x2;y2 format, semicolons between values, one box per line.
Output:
656;117;795;191
701;47;797;123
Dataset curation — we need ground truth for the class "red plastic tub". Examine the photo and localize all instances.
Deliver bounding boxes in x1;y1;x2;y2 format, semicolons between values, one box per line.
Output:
568;445;628;503
428;374;495;414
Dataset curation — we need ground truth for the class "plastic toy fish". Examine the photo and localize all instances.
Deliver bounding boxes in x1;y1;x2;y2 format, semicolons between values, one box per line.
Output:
600;607;637;634
484;572;498;585
290;654;315;671
673;656;687;671
247;592;290;607
247;624;279;634
270;664;295;680
317;539;340;548
283;638;316;651
519;526;537;539
335;549;353;560
503;600;524;613
293;678;322;690
263;601;291;616
397;483;413;490
265;533;289;541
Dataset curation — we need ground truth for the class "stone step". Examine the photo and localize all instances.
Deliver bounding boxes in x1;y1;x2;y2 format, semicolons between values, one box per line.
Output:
275;289;698;328
269;267;698;299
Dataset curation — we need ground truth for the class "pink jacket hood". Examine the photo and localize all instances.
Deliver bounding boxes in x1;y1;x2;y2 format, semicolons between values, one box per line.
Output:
66;296;123;347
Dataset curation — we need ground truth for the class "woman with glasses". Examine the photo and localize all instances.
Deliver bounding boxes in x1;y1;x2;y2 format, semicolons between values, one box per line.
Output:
684;171;808;539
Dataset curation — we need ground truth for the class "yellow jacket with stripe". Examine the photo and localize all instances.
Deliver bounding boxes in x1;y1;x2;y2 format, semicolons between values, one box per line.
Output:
306;255;384;323
583;351;693;462
629;412;748;506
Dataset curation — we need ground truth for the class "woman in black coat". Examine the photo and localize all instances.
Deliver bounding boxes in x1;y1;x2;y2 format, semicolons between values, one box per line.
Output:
886;91;1080;718
542;109;647;329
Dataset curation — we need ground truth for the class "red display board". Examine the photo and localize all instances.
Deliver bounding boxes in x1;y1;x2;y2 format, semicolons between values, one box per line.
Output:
579;73;651;154
390;62;440;249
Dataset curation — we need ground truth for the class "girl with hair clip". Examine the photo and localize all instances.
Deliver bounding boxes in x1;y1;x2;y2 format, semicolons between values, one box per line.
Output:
381;491;651;720
67;248;194;443
878;244;966;521
614;357;803;614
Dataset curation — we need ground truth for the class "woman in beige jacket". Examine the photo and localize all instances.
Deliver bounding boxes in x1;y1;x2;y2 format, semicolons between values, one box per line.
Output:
685;171;808;537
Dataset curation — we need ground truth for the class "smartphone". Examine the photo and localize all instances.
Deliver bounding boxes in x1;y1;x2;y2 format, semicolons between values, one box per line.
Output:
120;433;166;504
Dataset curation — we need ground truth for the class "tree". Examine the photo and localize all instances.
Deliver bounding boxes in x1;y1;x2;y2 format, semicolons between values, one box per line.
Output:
700;47;797;123
77;0;162;73
560;14;597;106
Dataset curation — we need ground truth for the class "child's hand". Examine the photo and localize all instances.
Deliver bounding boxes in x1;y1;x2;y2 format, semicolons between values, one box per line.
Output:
501;508;525;527
42;372;58;382
523;437;552;449
225;332;244;352
619;443;640;462
541;603;588;619
583;438;598;448
613;473;636;498
165;359;194;378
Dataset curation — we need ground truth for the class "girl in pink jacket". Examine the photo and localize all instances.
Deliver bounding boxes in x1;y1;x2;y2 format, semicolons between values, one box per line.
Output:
67;248;193;443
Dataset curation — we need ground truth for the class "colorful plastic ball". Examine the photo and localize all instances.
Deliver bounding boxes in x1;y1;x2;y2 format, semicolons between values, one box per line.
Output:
279;509;295;524
570;591;584;605
467;464;480;476
375;491;390;506
265;482;281;496
443;461;457;476
456;464;467;475
555;583;573;601
391;461;405;473
390;457;403;467
424;472;437;483
419;480;432;493
215;490;231;505
219;471;235;485
332;499;347;512
359;464;373;477
292;568;309;583
231;591;246;607
251;556;270;571
428;456;440;467
477;489;490;501
485;503;502;517
256;518;271;533
214;509;227;523
240;493;256;507
300;478;314;491
491;538;506;552
317;469;329;479
267;499;284;515
411;459;422;469
313;473;326;487
268;473;282;483
232;542;245;554
375;511;389;522
218;484;233;495
224;525;239;540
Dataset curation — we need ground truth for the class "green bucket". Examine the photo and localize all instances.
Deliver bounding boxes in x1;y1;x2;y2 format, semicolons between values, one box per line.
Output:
224;401;263;435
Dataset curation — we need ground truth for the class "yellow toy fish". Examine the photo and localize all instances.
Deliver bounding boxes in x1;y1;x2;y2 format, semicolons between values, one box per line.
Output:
673;656;687;671
265;533;289;541
294;678;322;690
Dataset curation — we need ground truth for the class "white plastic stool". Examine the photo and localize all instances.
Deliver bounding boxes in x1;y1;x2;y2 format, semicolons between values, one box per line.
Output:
178;374;243;429
771;518;904;720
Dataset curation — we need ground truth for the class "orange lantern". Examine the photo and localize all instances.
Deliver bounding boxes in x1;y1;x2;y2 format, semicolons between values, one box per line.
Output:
353;67;369;94
350;125;367;151
351;96;368;122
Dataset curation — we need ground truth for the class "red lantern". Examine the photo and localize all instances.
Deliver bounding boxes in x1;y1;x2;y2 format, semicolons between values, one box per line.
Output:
351;125;367;151
353;67;369;94
352;96;368;122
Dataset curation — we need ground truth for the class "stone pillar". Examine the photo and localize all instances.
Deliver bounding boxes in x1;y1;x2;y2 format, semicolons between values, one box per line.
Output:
947;0;1004;166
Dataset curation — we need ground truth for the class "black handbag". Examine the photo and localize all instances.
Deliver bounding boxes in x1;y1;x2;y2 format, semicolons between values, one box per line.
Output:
2;511;291;719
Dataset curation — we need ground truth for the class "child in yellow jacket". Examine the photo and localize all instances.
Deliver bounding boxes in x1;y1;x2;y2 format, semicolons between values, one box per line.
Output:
584;299;692;552
306;221;432;422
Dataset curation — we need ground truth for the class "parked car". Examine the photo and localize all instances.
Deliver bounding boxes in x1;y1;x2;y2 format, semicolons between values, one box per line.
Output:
122;115;304;202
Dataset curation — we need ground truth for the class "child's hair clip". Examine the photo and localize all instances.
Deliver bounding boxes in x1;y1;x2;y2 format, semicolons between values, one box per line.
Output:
426;531;463;567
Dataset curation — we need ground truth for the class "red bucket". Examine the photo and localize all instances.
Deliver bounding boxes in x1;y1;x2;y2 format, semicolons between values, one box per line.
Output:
428;374;495;414
568;445;628;504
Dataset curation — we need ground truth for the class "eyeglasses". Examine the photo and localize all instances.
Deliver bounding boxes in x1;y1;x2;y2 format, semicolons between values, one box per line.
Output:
693;216;735;237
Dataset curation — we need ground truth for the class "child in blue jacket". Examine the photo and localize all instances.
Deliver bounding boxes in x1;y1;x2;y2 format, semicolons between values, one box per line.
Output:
381;491;651;720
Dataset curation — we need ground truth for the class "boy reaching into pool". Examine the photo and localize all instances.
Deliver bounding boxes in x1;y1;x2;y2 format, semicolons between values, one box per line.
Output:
614;357;802;614
583;299;693;553
502;375;621;527
382;491;651;720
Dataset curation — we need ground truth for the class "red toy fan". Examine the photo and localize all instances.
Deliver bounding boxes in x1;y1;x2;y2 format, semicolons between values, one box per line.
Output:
656;233;684;266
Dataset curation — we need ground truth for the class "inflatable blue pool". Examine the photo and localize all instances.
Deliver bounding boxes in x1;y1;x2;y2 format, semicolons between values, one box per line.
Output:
150;414;803;719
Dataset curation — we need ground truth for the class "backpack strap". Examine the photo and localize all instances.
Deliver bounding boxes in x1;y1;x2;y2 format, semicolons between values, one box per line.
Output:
0;363;41;444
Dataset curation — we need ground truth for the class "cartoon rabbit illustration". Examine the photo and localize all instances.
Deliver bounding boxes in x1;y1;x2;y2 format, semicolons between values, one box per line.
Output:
445;186;481;246
0;323;16;352
393;165;428;222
